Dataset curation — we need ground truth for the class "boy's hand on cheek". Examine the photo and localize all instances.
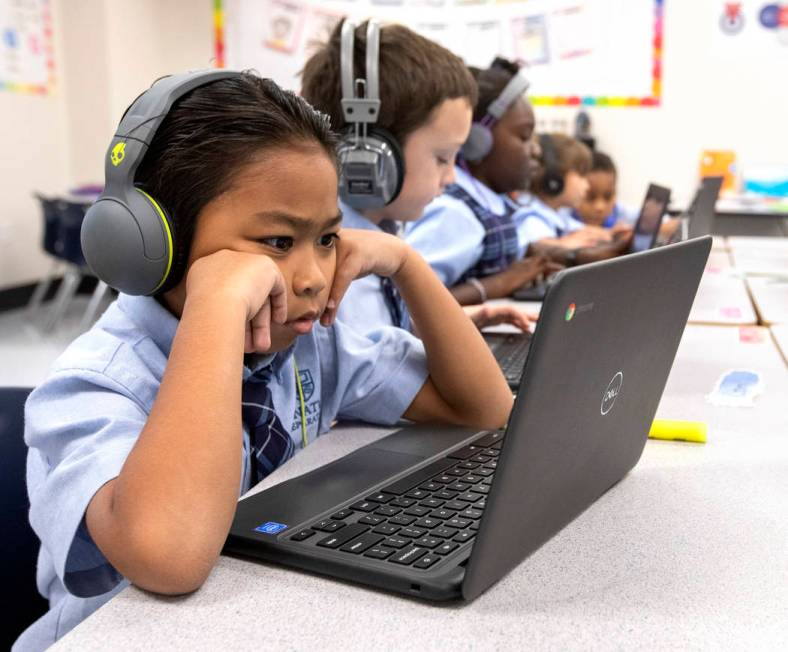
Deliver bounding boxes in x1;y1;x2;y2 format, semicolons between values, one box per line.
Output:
320;228;409;326
185;250;287;352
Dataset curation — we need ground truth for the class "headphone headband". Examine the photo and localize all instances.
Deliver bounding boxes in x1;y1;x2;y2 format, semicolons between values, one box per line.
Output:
485;70;530;121
340;20;382;126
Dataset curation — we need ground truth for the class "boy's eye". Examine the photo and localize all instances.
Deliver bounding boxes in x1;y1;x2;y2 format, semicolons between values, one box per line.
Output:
319;233;339;248
260;236;293;251
436;156;450;166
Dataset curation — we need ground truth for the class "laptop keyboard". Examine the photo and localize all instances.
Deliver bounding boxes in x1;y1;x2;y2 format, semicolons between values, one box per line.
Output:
490;333;532;386
286;430;504;570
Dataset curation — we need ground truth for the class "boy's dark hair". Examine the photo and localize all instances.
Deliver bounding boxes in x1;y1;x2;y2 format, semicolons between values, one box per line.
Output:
591;150;616;175
300;20;477;145
135;71;337;292
533;133;592;193
468;57;522;122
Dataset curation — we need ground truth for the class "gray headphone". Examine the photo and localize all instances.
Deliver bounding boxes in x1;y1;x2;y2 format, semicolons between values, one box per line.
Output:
337;20;404;210
80;70;240;296
461;68;530;164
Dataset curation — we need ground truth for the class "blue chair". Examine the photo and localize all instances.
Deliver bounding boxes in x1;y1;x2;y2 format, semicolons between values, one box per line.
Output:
0;387;48;649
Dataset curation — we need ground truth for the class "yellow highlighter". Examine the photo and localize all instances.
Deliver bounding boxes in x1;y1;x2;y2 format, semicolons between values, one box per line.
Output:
649;419;708;444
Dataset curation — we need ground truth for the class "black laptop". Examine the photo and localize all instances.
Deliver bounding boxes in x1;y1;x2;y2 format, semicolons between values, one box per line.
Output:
224;237;710;602
512;182;672;302
670;176;724;242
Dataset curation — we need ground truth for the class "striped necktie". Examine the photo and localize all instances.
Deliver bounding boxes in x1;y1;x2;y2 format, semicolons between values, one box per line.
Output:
241;367;294;484
378;219;410;330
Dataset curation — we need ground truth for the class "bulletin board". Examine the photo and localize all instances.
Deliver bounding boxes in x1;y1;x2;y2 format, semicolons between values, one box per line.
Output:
215;0;663;108
0;0;55;95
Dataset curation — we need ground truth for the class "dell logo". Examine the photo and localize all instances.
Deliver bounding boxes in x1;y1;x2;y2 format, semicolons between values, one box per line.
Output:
601;372;623;415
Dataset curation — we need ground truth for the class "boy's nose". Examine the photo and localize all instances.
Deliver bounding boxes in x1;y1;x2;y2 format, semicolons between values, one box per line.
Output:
293;258;327;297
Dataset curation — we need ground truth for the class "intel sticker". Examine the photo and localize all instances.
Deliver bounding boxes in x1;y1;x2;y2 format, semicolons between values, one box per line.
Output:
254;521;288;535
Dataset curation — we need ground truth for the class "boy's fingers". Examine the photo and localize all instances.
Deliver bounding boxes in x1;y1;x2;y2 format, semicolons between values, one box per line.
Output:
267;268;288;324
244;321;254;353
250;300;272;352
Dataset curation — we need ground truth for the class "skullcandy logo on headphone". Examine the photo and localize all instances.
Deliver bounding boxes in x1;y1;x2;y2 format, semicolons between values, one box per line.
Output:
111;142;126;167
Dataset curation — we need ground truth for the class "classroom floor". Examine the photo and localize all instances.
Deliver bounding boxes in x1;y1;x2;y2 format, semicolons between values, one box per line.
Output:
0;294;115;387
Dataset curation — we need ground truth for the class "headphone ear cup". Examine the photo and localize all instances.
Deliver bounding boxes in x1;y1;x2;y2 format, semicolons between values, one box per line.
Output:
543;174;565;197
337;126;404;209
537;134;565;197
461;123;494;163
81;189;176;296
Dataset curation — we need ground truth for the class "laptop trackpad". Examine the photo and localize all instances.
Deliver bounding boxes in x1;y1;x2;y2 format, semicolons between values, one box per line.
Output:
234;448;426;527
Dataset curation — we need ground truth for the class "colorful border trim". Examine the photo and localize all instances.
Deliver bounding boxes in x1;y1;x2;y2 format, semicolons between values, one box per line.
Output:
0;0;56;95
213;0;663;107
531;0;663;108
214;0;225;68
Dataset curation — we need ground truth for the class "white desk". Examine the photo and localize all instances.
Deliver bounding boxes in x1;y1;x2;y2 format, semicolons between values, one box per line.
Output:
704;249;732;272
688;269;757;326
53;326;788;651
746;276;788;325
727;236;788;252
729;248;788;277
771;324;788;366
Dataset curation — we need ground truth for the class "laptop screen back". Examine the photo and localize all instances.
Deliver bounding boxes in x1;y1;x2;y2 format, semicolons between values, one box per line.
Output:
631;183;671;253
687;176;723;238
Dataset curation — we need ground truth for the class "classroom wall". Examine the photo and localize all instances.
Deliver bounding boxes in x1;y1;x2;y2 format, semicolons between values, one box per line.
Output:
0;0;213;291
535;1;788;209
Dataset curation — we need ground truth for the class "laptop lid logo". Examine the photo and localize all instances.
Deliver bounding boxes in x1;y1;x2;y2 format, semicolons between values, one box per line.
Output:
601;372;623;415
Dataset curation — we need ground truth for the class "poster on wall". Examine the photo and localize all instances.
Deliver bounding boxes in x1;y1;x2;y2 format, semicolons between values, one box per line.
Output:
0;0;55;94
217;0;663;108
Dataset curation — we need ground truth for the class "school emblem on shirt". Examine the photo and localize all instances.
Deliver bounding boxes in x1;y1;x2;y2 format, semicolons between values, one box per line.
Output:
298;368;314;401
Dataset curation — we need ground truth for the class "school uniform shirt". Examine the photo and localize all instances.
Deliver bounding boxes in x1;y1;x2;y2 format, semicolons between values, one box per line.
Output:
15;293;427;651
337;201;410;333
513;193;585;252
404;165;526;288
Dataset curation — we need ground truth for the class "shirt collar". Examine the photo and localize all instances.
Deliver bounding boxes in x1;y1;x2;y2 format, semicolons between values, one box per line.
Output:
453;165;506;214
117;293;179;357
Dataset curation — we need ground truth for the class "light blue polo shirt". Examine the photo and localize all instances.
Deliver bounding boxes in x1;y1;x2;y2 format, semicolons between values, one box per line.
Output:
512;193;585;252
15;292;427;651
337;201;407;333
404;166;526;288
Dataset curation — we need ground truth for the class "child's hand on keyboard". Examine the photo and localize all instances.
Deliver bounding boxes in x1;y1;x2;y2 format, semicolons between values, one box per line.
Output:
464;304;537;332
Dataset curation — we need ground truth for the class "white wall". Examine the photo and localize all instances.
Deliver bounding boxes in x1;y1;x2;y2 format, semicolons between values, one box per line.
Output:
536;1;788;208
0;0;213;291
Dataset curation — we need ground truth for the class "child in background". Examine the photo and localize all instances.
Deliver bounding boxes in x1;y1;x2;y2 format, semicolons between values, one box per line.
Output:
15;72;513;650
572;150;636;228
302;24;537;331
517;133;632;265
402;58;560;307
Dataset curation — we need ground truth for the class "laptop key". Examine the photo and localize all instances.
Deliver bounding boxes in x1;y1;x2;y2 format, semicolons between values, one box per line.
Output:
405;488;428;500
366;492;394;504
471;484;490;495
476;500;486;510
290;529;316;542
461;474;483;484
414;517;442;529
470;522;480;531
340;532;384;554
388;514;416;526
312;519;346;532
430;509;456;520
419;498;444;509
365;546;396;560
432;526;455;539
445;518;471;529
372;523;401;535
358;514;385;526
400;527;427;538
433;490;458;501
389;546;426;566
436;541;460;555
374;505;401;517
331;509;354;520
381;458;456;496
482;460;498;470
456;492;481;503
481;477;493;485
447;482;470;492
419;482;442;492
445;468;468;477
349;500;377;513
459;508;483;520
491;441;504;450
433;474;455;484
443;500;467;511
475;468;495;477
316;524;369;549
389;497;416;508
453;530;476;543
414;537;441;549
383;536;409;549
404;506;430;517
413;553;441;569
470;454;492;464
456;461;480;470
